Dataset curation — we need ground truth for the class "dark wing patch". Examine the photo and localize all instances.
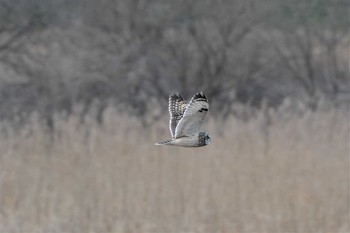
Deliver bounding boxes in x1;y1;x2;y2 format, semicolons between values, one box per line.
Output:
192;92;208;103
198;108;208;112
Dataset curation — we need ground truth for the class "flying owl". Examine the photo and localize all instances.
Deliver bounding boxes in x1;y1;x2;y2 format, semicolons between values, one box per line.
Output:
155;92;211;147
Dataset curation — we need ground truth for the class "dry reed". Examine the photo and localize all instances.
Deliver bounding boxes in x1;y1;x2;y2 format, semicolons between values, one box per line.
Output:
1;103;349;233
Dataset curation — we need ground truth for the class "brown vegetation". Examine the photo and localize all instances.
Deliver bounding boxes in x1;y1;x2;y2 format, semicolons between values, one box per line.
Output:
1;103;348;232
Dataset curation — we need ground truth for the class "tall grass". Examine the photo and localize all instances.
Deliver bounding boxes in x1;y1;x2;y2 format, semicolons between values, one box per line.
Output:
1;103;349;233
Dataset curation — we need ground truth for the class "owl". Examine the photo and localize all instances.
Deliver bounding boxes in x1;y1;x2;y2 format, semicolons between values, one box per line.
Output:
155;92;211;147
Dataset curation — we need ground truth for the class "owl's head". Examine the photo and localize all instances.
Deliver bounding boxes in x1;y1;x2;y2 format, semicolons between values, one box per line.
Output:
199;131;211;146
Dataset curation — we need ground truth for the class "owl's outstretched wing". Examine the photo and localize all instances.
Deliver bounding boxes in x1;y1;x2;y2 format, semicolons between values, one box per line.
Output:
168;93;187;138
174;92;209;138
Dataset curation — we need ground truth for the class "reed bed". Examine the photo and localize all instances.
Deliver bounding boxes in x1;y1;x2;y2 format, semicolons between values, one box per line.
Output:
1;104;348;233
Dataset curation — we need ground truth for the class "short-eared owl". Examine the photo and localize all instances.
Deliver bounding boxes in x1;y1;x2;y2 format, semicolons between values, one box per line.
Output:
155;92;211;147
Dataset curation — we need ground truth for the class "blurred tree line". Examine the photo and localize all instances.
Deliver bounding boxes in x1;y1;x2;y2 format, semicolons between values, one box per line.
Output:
0;0;349;128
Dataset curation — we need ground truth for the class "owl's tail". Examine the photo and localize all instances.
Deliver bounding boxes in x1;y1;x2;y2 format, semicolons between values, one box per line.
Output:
155;139;172;145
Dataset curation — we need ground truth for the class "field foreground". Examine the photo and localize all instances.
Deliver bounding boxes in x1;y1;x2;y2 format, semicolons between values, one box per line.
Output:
1;105;349;233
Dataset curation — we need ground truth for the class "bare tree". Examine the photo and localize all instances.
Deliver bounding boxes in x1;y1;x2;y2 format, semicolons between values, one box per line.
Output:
0;0;348;128
269;0;349;108
0;0;36;53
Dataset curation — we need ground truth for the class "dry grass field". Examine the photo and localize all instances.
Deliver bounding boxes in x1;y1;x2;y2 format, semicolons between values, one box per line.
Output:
1;103;349;233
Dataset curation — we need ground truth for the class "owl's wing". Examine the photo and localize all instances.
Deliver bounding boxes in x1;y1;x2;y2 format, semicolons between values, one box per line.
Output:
168;93;187;138
175;92;209;138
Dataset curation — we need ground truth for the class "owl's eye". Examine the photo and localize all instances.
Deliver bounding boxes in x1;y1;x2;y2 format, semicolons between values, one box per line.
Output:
206;135;211;144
